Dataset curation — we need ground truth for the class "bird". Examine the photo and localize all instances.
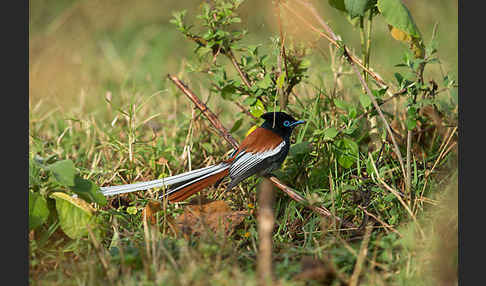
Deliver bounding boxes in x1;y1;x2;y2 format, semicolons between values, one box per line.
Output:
100;111;305;203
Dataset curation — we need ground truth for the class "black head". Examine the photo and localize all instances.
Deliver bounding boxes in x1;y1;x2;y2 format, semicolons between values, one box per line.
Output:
260;112;305;138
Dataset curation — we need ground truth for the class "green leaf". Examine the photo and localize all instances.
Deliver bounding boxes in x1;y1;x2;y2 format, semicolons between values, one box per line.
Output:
343;120;358;135
250;99;265;118
334;98;351;111
359;93;372;109
348;106;358;119
298;59;311;70
406;107;417;130
345;0;370;18
335;138;359;169
201;142;213;153
126;206;138;215
70;174;107;206
50;192;97;239
243;96;257;106
329;0;347;11
230;118;244;133
49;159;76;187
195;46;212;58
289;142;312;157
257;73;273;89
29;159;42;188
323;127;339;141
377;0;421;38
383;193;396;202
394;72;404;86
29;192;50;230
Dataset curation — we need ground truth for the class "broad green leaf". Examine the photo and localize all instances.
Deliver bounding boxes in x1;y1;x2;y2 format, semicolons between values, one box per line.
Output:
345;0;370;18
243;96;257;106
334;98;351;111
195;46;212;58
230;118;244;133
343;120;358;135
394;72;404;86
406;107;417;130
348;106;358;119
29;192;49;230
221;84;236;99
29;159;42;188
289;142;312;157
50;192;97;239
377;0;421;38
329;0;346;11
336;138;359;169
49;159;76;187
70;174;107;206
257;73;273;89
360;93;372;109
250;99;265;118
323;127;339;141
298;59;311;70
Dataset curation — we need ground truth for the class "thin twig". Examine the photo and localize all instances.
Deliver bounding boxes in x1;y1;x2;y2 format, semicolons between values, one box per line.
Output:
168;74;240;147
406;129;412;197
226;49;252;89
167;74;355;228
358;206;402;238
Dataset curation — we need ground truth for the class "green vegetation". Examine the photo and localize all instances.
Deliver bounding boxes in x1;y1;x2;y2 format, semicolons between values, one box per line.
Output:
29;0;458;285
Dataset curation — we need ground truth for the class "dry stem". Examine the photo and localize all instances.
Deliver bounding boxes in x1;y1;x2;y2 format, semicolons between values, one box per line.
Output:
257;178;275;285
167;74;354;228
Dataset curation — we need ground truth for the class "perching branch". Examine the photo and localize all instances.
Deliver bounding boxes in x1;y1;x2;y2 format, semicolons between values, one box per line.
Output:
167;74;355;229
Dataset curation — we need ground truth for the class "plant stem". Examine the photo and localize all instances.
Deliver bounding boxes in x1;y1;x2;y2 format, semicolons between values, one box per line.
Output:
365;9;373;80
359;16;366;80
257;179;275;285
407;57;425;202
276;2;289;110
226;49;252;89
406;129;412;198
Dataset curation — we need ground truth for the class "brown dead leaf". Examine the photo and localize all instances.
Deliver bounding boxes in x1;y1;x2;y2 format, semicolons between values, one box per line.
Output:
156;157;168;165
174;200;250;238
142;200;162;225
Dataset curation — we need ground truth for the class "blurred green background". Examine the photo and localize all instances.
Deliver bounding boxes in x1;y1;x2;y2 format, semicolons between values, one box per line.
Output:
29;0;457;113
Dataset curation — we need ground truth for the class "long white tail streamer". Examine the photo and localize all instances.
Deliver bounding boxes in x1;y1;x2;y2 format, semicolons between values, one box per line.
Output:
100;163;229;197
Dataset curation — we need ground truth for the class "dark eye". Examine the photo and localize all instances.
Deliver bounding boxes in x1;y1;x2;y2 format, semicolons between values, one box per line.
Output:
283;120;291;127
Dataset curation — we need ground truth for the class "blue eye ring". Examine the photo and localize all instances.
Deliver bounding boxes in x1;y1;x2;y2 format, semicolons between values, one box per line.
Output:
283;120;291;127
